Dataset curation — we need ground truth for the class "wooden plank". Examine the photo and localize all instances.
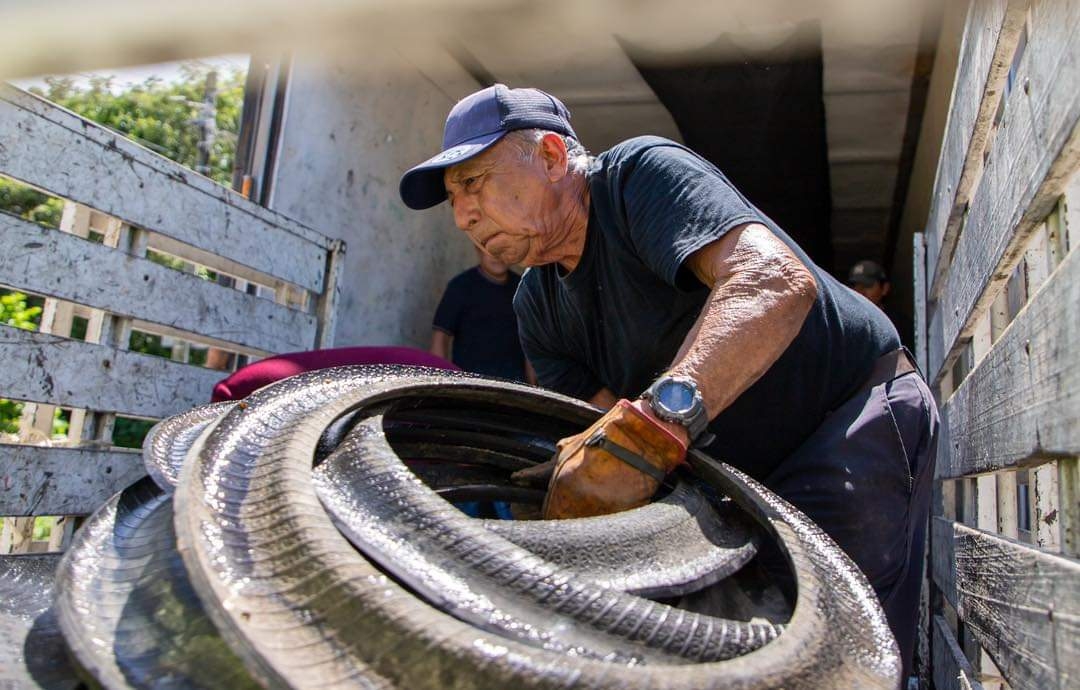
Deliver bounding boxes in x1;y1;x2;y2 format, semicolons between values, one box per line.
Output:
913;232;928;374
997;472;1020;539
933;615;984;690
315;239;346;348
1032;461;1061;551
976;474;998;532
0;324;220;418
0;84;330;292
926;0;1025;295
0;444;144;516
928;302;946;395
0;213;317;353
1060;458;1079;558
932;517;1080;689
938;242;1080;479
931;0;1080;380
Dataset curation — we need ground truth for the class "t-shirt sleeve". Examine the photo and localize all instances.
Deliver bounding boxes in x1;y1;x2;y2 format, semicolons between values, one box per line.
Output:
514;280;603;401
432;279;462;335
620;145;764;289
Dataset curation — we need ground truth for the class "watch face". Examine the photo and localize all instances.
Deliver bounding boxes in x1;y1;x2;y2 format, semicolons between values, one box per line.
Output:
656;379;696;415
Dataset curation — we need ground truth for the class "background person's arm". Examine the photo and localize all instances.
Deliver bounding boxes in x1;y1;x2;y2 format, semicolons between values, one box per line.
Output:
430;329;453;361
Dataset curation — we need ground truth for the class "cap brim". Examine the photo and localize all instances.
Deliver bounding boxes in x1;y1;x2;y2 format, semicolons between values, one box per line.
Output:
399;131;505;210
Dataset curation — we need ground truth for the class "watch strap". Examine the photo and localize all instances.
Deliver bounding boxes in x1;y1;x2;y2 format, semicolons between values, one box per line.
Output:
584;430;668;483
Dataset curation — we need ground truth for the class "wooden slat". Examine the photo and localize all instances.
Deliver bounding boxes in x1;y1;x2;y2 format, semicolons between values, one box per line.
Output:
0;213;316;354
0;324;220;418
932;615;985;690
937;242;1080;479
932;516;1080;690
0;84;330;292
0;444;144;516
913;232;928;374
926;0;1025;294
930;0;1080;379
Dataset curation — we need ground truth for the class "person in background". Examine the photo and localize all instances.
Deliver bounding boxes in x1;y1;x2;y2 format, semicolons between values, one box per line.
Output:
848;259;911;347
431;247;535;383
848;259;891;307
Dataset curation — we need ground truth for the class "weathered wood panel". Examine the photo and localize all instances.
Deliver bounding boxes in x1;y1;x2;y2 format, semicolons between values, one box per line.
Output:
930;0;1080;379
932;615;984;690
0;213;316;353
913;232;928;374
932;517;1080;690
0;324;220;418
926;0;1024;295
0;85;329;292
0;444;144;516
937;241;1080;479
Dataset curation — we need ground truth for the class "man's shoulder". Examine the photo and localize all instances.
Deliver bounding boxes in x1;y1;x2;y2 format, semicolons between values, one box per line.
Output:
446;266;479;289
601;135;685;164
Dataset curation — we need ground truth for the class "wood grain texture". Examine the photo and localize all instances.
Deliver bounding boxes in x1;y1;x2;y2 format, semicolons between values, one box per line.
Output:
932;615;984;690
930;0;1080;380
0;444;144;516
0;324;220;418
937;244;1080;479
0;85;330;292
926;0;1024;294
932;516;1080;689
0;213;315;353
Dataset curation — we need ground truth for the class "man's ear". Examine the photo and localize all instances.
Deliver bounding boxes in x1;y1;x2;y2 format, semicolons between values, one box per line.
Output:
538;132;569;182
882;281;892;298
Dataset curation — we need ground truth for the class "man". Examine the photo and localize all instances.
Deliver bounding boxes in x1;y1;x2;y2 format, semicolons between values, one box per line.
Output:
400;84;937;676
430;247;532;382
849;259;891;307
849;259;912;346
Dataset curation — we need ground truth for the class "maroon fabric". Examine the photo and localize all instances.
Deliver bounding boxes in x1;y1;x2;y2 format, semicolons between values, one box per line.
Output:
211;346;459;402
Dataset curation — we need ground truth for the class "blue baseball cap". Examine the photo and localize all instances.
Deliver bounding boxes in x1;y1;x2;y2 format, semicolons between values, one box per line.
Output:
399;84;577;210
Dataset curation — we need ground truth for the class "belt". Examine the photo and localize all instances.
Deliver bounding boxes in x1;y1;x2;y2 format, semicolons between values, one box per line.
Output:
850;347;918;401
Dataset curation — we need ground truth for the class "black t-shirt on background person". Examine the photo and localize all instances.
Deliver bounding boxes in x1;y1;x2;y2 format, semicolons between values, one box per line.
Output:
514;136;899;480
433;267;526;382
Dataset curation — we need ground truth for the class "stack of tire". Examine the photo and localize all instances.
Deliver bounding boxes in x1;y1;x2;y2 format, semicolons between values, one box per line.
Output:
1;366;900;689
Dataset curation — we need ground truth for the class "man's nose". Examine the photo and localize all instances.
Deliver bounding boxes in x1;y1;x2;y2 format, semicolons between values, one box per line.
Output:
453;197;480;231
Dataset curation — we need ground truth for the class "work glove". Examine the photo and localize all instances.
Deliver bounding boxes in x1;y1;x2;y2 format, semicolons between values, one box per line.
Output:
536;399;688;519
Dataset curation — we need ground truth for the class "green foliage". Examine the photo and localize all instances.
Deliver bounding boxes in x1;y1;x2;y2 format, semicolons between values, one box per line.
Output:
0;178;63;227
29;65;246;186
0;291;43;330
112;417;156;449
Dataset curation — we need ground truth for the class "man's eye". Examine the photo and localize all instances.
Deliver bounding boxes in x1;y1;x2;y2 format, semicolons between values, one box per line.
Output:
464;176;479;190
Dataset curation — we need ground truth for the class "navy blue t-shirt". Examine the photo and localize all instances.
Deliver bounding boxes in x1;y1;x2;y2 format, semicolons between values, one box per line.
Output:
433;267;526;381
514;137;899;479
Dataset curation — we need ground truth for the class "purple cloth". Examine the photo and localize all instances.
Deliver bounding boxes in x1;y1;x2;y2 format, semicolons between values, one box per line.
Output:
211;346;458;402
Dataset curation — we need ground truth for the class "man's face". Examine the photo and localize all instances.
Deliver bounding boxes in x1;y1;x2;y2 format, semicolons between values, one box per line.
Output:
444;137;552;266
851;281;890;306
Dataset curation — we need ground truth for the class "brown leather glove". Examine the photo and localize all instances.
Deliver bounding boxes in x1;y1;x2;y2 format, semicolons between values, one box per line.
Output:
541;399;688;519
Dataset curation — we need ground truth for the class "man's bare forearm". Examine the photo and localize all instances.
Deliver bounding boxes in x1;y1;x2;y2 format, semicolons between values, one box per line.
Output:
668;224;817;419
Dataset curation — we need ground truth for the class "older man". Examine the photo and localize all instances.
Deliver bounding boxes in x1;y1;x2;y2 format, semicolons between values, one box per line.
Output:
400;84;937;676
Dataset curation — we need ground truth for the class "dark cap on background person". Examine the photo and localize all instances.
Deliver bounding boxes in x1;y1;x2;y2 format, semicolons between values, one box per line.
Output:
848;260;888;287
399;84;577;210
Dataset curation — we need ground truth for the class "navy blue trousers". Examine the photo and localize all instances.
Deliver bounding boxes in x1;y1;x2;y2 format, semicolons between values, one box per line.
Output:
763;371;939;679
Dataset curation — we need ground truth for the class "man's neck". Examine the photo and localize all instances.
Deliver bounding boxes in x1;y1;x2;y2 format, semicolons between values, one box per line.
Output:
553;172;591;274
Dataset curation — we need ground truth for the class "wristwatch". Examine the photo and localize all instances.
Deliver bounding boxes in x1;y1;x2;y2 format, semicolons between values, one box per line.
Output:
641;375;712;444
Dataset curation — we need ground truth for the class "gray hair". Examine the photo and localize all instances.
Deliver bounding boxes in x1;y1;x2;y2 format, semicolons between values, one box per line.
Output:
504;128;594;175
